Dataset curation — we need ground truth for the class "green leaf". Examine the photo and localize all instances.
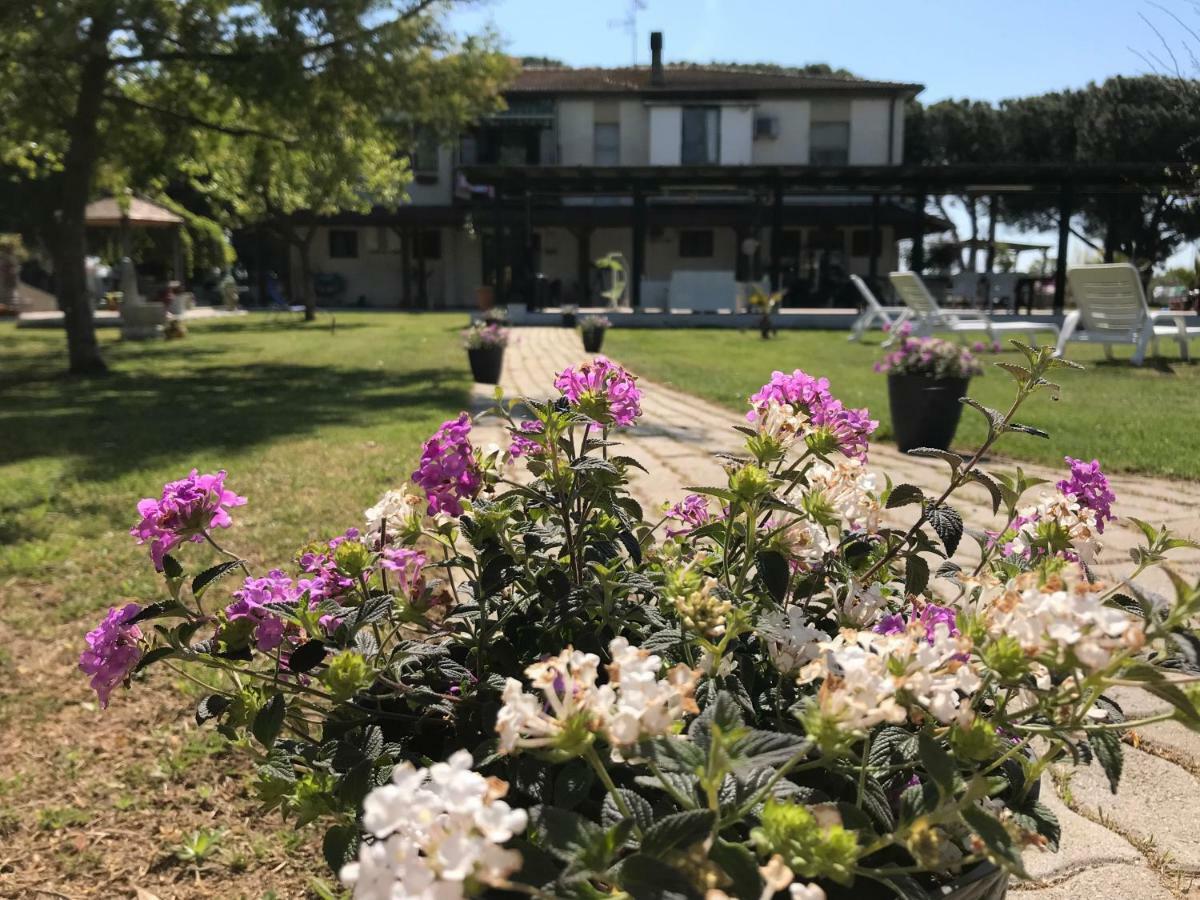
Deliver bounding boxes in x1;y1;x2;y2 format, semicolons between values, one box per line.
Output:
191;559;245;600
553;760;596;811
531;806;607;865
917;731;957;797
906;448;964;471
609;853;698;900
162;554;184;579
925;504;964;556
322;824;359;875
904;553;930;597
133;645;175;673
962;805;1027;876
756;550;790;604
128;600;188;625
683;485;738;505
289;639;327;674
886;483;924;509
638;810;715;858
969;470;1004;515
601;789;656;833
960;397;1005;436
1006;421;1050;439
1089;730;1123;794
994;361;1032;384
253;692;286;749
709;840;763;899
1012;799;1061;852
195;694;230;725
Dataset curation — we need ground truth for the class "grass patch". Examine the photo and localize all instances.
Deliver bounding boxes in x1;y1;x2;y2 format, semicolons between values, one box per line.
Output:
605;329;1200;479
0;313;472;622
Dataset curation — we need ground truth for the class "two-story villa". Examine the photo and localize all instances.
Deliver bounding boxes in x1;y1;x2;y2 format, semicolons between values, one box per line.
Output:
295;33;944;310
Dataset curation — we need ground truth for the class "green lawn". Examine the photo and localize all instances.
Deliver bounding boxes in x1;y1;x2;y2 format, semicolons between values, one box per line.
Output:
604;328;1200;480
0;313;472;622
0;313;472;897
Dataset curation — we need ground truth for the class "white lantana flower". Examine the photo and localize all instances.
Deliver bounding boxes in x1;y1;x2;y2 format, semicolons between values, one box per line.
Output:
1011;490;1103;564
364;488;423;542
798;626;980;732
757;400;812;450
983;576;1143;671
781;518;834;566
807;458;881;533
495;638;699;756
341;750;527;900
756;606;826;674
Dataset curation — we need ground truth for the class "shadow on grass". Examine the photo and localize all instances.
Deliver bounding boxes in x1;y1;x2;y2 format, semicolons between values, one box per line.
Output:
0;362;462;482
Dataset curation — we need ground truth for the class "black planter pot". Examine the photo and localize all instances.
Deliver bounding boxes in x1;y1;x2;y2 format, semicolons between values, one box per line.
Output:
467;346;504;384
582;328;606;353
887;374;970;452
561;311;577;328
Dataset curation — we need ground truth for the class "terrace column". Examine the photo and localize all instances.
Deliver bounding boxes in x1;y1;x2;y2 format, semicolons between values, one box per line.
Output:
910;190;926;274
400;228;413;308
769;181;784;291
416;230;428;310
1054;182;1072;316
493;188;505;306
631;187;646;308
575;227;592;305
868;194;881;287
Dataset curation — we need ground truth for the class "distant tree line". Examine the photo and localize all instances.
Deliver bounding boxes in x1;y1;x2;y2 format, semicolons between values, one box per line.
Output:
904;76;1200;277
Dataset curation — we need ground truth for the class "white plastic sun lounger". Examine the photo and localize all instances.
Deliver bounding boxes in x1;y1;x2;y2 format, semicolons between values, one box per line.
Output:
1060;263;1200;366
847;275;907;341
887;271;1059;349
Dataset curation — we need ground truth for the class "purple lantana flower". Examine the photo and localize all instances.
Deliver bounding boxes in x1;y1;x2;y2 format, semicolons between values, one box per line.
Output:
79;603;144;707
747;369;877;462
666;494;712;537
508;419;545;460
225;570;298;652
131;469;246;571
554;356;643;427
380;547;426;598
874;603;959;643
412;413;481;517
1057;457;1116;533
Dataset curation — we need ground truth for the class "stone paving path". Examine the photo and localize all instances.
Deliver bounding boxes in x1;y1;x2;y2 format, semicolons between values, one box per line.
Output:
472;326;1200;899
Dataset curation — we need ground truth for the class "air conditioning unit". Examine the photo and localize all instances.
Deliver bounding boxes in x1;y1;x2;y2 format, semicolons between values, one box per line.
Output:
754;114;780;140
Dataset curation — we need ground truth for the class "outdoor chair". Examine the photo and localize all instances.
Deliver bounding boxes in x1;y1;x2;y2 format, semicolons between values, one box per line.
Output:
1059;263;1200;366
886;271;1059;349
847;275;907;341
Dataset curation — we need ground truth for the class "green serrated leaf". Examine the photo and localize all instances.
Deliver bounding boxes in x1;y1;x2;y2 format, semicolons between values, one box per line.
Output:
253;692;286;749
191;559;245;600
886;483;925;509
962;805;1027;876
638;809;715;858
1090;730;1123;793
905;553;930;597
918;730;957;797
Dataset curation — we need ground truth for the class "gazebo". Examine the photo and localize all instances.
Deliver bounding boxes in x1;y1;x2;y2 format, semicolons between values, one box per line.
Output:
84;195;186;288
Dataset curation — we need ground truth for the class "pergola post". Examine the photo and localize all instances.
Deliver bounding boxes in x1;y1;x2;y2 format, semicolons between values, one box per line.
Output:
400;228;413;308
910;189;925;274
575;227;592;306
1054;182;1072;315
985;194;1000;273
868;194;881;287
769;181;784;290
416;230;428;310
493;188;505;305
631;187;646;308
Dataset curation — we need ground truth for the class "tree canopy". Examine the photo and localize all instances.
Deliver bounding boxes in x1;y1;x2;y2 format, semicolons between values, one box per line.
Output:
0;0;510;371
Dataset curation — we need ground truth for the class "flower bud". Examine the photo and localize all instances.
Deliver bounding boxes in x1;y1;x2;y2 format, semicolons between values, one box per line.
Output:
730;464;770;502
323;650;373;701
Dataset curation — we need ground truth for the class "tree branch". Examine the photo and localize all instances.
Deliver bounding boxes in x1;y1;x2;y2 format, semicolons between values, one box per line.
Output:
1069;226;1103;252
108;0;441;68
104;93;298;144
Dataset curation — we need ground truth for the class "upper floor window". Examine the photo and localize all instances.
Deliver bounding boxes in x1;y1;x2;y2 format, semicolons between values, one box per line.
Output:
810;121;850;166
329;229;359;259
411;133;440;176
681;106;720;165
594;122;621;166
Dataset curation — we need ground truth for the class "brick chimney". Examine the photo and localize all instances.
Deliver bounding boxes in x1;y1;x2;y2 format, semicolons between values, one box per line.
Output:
650;31;664;85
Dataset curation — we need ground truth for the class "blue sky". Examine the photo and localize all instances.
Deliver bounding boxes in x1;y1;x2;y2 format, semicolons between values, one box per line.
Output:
450;0;1190;102
449;0;1199;269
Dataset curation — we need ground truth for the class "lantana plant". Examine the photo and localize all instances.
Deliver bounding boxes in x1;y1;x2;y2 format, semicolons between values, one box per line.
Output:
875;330;985;380
462;321;510;350
85;343;1200;900
579;314;612;333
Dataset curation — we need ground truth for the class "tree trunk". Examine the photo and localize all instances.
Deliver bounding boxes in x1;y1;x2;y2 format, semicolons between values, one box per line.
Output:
55;15;113;375
297;228;317;322
965;198;979;272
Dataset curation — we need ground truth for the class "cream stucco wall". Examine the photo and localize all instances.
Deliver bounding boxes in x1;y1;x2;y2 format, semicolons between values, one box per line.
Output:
751;99;810;165
648;106;683;165
849;98;894;165
719;105;755;165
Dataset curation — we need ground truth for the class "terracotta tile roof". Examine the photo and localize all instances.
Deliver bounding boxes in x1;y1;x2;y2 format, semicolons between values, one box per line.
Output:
510;65;920;95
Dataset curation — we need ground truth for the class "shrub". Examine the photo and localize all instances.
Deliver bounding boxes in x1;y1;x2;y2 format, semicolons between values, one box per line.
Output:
84;343;1200;899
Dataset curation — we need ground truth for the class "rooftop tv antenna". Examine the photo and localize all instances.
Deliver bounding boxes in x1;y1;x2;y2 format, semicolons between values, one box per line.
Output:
608;0;647;66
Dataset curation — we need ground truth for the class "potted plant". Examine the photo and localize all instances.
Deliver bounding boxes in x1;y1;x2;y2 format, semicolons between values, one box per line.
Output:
461;320;509;384
876;327;984;451
85;345;1197;900
747;284;783;338
561;302;578;328
483;305;510;327
578;313;611;353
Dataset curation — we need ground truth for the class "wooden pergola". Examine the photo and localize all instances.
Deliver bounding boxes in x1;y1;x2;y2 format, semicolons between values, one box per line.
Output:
458;163;1196;312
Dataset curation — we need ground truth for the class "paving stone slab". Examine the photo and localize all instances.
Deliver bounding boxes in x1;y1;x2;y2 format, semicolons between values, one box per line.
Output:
1023;786;1143;881
1065;744;1200;872
1010;862;1173;899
